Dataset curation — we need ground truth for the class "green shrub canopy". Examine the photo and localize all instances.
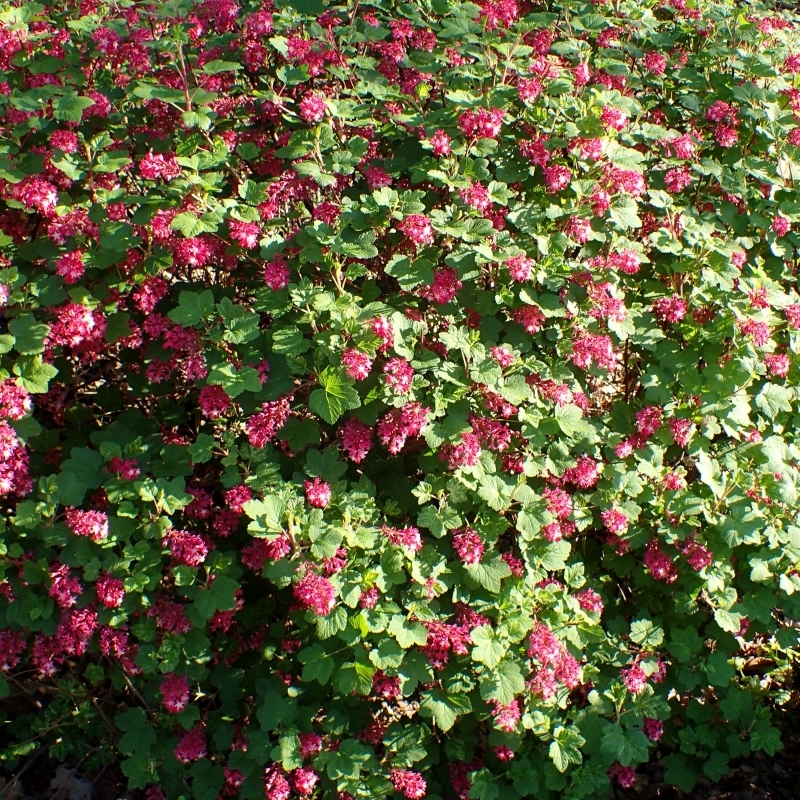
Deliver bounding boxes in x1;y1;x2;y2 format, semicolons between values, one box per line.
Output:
1;0;800;797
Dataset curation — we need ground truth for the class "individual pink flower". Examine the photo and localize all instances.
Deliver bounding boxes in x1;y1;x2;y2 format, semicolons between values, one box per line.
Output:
575;588;604;614
518;76;543;102
765;353;790;377
669;418;695;447
653;294;688;323
48;563;83;608
562;456;601;488
644;51;667;74
643;540;679;583
161;673;190;713
422;267;461;304
383;524;422;553
228;220;261;248
491;699;521;732
264;766;291;800
458;107;504;139
304;477;331;509
0;631;26;673
490;344;515;368
50;130;80;153
543;164;572;193
440;432;482;469
514;305;545;333
621;663;649;694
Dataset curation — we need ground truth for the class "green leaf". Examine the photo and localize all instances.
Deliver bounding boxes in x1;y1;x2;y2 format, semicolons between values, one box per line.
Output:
549;725;585;772
168;290;216;327
755;383;792;418
201;59;243;74
53;91;96;122
417;504;461;537
600;723;650;767
464;554;511;592
703;750;730;782
385;256;435;290
479;658;525;705
388;615;428;648
207;363;262;398
667;626;703;662
217;297;260;344
13;355;58;394
750;719;782;755
171;212;218;237
630;619;664;648
398;650;434;696
663;753;698;793
714;608;744;633
309;366;361;424
554;404;592;438
116;708;156;756
8;314;49;354
306;447;347;481
337;659;376;695
705;652;735;688
299;644;334;684
189;433;216;464
471;626;506;668
257;691;298;731
609;196;641;229
468;768;499;800
419;688;472;731
58;447;104;505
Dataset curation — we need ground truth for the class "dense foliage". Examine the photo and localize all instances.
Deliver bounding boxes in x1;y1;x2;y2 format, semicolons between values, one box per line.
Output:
2;0;800;797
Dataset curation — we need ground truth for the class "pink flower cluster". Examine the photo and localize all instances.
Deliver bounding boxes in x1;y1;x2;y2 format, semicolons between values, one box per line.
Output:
304;477;331;509
161;673;190;713
66;508;109;542
341;417;373;462
390;769;427;799
246;397;292;448
377;402;429;453
383;524;422;553
527;622;581;699
452;528;484;564
294;570;336;616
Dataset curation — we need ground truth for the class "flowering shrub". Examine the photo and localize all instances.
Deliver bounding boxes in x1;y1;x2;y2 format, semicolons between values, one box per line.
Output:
3;0;800;798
